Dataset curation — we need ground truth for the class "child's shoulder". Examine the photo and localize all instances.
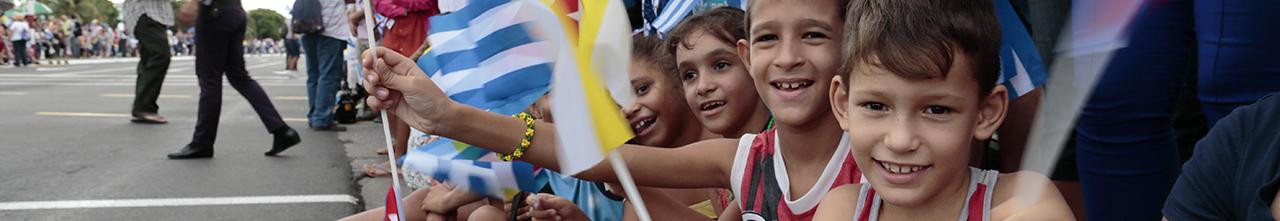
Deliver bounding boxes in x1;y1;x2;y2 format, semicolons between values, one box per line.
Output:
991;171;1075;221
814;183;866;220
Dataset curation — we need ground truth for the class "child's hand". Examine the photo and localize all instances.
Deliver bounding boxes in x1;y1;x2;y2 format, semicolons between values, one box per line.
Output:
362;47;457;135
518;193;587;221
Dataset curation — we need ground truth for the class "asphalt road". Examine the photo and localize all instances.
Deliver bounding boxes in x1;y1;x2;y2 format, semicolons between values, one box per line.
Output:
0;55;361;220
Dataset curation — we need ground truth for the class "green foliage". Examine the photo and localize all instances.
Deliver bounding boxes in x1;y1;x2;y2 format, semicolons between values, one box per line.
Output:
248;9;285;40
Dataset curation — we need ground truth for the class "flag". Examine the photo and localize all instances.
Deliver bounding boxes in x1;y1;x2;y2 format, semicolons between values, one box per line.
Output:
383;183;401;221
993;0;1048;99
638;0;749;35
417;0;557;116
402;145;543;199
543;0;636;175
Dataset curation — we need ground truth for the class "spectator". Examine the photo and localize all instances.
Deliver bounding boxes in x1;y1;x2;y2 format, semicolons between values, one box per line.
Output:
10;14;32;67
295;0;352;131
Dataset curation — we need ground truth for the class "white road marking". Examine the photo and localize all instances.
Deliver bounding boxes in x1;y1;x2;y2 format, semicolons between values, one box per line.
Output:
284;118;308;122
35;112;132;118
0;194;358;211
0;91;26;95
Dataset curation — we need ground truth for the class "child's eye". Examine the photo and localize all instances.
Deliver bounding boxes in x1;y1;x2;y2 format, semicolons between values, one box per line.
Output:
860;102;888;112
634;84;651;96
802;32;828;39
713;60;731;71
681;70;699;81
924;106;952;115
754;34;778;43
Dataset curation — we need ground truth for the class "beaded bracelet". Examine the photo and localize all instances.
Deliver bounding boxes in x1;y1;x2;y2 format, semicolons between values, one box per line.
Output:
500;112;536;161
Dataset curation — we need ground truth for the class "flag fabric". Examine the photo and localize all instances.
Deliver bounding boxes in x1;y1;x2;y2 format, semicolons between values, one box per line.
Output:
639;0;748;35
402;149;543;199
993;0;1048;99
544;0;637;175
383;183;401;221
416;0;557;116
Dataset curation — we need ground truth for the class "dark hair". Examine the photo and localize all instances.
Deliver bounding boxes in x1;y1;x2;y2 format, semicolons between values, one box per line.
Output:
745;0;852;42
666;7;747;59
839;0;1001;96
632;34;677;85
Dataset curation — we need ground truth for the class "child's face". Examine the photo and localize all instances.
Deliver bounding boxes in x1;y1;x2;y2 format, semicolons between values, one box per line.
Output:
676;30;764;135
831;52;1008;206
739;0;844;126
626;59;699;147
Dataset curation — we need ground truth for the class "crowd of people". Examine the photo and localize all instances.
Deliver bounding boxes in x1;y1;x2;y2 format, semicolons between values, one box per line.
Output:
123;0;1280;220
0;13;291;67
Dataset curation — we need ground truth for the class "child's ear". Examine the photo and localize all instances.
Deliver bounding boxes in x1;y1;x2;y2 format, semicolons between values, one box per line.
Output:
736;39;750;66
974;85;1009;140
830;75;851;130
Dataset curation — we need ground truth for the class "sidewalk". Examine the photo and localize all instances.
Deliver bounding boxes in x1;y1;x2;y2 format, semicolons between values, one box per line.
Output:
337;121;409;211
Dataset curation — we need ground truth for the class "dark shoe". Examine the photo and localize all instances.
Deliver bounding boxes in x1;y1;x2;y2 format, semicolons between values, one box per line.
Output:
167;144;213;159
131;113;168;124
311;124;347;132
266;127;301;156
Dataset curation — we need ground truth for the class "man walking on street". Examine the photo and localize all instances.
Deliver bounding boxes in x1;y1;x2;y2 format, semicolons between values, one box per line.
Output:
168;0;301;159
124;0;174;124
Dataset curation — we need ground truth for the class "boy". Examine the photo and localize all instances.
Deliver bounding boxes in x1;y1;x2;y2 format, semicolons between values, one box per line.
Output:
812;0;1072;220
360;0;855;219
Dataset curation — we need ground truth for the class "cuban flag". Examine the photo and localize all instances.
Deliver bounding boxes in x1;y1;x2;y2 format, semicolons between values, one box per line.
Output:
640;0;748;36
994;0;1048;99
399;0;564;199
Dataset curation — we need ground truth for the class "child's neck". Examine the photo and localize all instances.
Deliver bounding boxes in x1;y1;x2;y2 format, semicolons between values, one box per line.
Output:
723;104;773;138
776;114;843;164
880;172;973;221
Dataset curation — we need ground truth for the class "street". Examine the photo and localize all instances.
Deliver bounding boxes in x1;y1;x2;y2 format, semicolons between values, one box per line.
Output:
0;55;362;220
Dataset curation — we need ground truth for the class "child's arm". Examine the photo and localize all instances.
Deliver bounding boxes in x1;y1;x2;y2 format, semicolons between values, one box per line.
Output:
992;172;1075;221
813;184;863;220
362;47;737;189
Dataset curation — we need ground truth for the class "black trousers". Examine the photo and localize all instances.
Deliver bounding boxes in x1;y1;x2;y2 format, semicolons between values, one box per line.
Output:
190;4;286;146
12;39;28;66
132;15;171;114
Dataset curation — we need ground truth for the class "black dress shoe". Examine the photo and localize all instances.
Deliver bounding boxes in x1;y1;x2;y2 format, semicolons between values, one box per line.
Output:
266;127;301;156
168;144;213;159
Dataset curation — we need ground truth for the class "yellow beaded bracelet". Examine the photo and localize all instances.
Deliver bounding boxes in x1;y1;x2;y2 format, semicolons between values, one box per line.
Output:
500;112;536;162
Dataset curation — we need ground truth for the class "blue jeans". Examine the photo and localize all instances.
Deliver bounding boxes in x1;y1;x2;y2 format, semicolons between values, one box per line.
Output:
302;34;346;128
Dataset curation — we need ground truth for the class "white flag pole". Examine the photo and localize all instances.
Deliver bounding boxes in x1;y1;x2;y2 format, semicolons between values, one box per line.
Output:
360;0;405;220
609;151;652;221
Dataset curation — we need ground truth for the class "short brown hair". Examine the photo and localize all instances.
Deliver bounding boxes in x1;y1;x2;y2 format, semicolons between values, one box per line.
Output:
632;34;677;85
666;7;747;60
839;0;1002;95
744;0;852;43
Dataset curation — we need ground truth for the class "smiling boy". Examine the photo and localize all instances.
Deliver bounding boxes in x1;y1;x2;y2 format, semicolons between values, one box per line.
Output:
813;0;1072;220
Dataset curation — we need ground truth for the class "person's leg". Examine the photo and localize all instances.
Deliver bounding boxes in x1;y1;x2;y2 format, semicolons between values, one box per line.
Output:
1074;0;1193;220
337;188;432;221
302;35;321;128
13;40;27;67
132;15;172;120
310;36;346;129
221;12;286;134
182;13;231;155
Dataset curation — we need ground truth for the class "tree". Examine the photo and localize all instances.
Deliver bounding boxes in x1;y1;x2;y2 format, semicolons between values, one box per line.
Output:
42;0;118;25
248;9;285;40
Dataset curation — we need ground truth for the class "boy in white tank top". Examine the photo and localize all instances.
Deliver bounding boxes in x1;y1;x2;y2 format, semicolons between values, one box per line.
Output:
813;0;1074;220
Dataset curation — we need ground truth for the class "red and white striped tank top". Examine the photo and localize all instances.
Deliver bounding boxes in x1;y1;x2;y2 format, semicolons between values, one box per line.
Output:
853;167;999;221
730;129;863;221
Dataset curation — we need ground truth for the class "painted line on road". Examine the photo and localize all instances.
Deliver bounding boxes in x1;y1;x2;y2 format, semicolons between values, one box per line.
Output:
0;194;358;211
100;93;193;99
37;112;308;122
0;91;26;95
36;112;132;118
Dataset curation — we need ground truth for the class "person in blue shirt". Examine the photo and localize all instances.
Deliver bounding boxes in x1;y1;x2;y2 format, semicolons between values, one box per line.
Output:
1164;93;1280;220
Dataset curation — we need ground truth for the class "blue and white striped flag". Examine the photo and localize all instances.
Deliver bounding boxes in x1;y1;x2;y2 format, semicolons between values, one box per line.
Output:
642;0;748;35
416;0;556;116
402;146;543;199
994;0;1048;99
